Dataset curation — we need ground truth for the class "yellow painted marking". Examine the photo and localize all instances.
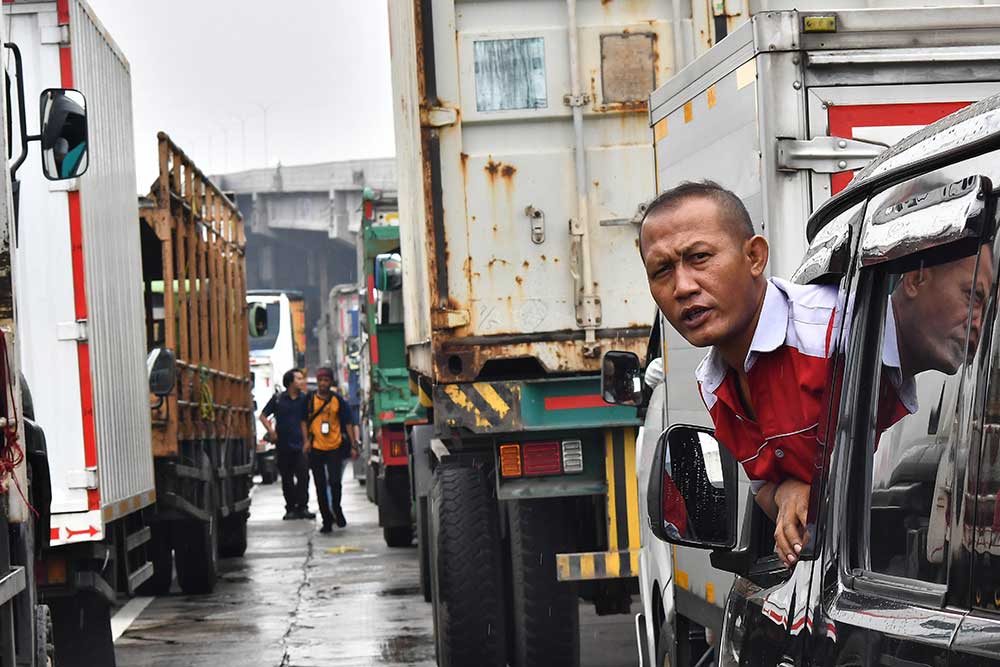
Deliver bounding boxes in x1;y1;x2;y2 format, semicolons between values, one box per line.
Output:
683;101;693;123
803;15;836;33
653;117;668;143
418;385;432;408
557;554;571;580
384;212;400;223
623;428;641;551
676;569;689;590
706;581;716;604
707;85;717;109
606;551;621;577
580;554;595;579
604;431;619;550
736;60;757;90
443;384;490;428
473;382;510;418
630;549;640;575
325;546;363;554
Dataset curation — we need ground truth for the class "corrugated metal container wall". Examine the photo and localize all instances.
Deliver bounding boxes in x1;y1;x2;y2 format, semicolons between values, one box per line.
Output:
70;0;154;507
390;0;664;383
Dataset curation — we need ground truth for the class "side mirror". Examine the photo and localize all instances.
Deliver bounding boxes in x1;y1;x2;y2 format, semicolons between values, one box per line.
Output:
601;351;642;406
147;348;177;398
39;88;88;181
648;424;739;550
249;302;268;337
375;253;403;291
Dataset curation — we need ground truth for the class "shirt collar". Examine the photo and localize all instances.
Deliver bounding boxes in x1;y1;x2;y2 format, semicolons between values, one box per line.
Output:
696;279;786;392
883;296;919;414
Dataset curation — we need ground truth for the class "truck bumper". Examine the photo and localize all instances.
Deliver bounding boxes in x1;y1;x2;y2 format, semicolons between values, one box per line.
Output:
556;549;641;581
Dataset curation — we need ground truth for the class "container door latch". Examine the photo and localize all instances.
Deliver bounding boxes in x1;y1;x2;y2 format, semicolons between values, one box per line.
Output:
524;205;545;244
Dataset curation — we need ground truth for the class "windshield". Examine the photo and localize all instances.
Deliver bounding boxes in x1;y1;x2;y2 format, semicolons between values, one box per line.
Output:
248;301;281;351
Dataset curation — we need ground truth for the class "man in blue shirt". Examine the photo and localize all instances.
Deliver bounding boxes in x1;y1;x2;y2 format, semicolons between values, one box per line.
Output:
260;368;315;520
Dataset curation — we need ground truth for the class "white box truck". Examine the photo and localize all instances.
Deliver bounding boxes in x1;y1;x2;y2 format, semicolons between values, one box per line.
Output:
633;3;1000;665
5;1;155;664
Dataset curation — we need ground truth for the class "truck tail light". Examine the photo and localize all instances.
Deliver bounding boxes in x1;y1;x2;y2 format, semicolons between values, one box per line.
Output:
561;440;583;473
522;441;561;477
499;444;522;477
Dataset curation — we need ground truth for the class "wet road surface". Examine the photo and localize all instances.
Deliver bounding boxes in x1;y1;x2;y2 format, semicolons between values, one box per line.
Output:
114;469;639;666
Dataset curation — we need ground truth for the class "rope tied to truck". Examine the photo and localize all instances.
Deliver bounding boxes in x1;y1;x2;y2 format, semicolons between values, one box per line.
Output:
198;365;215;422
0;330;35;516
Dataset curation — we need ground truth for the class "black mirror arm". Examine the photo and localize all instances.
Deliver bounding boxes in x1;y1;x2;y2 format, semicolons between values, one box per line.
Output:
709;546;753;577
3;43;40;183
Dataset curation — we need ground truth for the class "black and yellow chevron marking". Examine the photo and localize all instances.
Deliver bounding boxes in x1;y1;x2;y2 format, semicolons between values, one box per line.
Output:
555;549;640;581
434;381;521;433
605;427;641;554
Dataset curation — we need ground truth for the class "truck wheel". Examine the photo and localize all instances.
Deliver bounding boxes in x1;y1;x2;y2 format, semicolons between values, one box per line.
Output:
508;499;579;667
383;525;413;547
676;614;710;667
49;591;114;667
430;463;506;667
36;603;54;667
175;517;218;594
219;512;249;558
417;496;431;602
136;522;172;595
654;616;675;667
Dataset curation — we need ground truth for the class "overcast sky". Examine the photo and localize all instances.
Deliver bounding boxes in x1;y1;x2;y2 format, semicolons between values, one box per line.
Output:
86;0;396;189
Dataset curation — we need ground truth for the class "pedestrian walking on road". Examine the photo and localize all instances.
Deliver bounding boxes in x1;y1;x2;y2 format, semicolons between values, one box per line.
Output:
306;367;358;534
260;368;316;521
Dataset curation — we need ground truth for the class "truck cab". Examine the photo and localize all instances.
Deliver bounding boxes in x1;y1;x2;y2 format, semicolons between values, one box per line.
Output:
639;93;1000;665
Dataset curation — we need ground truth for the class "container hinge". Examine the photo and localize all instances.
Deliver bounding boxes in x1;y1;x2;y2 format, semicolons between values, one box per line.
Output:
575;295;602;329
430;308;469;330
55;320;88;342
776;136;887;174
66;468;98;490
421;106;458;128
40;25;69;45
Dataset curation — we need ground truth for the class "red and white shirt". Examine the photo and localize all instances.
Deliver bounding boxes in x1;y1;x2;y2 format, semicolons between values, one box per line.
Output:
695;278;914;493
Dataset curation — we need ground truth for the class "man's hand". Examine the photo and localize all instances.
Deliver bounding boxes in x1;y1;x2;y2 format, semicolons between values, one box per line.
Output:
772;478;810;567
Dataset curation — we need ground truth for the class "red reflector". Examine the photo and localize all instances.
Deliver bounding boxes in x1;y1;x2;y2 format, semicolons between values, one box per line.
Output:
380;411;396;421
522;442;561;477
363;200;374;221
390;441;406;458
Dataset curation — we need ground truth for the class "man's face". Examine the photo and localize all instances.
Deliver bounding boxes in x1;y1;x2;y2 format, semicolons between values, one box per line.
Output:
317;375;332;393
896;247;994;375
641;197;765;349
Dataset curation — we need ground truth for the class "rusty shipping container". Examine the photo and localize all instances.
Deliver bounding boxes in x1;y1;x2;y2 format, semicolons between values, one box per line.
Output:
390;0;663;383
137;133;254;595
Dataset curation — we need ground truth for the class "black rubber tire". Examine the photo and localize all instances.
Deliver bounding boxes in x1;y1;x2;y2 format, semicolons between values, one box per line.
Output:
508;499;579;667
136;522;173;596
676;614;710;667
219;512;249;558
654;616;674;667
417;496;431;603
260;469;276;485
429;463;507;667
383;525;414;548
49;591;115;667
174;517;218;594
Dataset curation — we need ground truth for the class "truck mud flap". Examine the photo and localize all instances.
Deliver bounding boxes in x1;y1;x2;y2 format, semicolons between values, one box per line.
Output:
555;427;640;581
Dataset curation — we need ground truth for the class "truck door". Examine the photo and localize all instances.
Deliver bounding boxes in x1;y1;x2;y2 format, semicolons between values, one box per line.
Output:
804;82;1000;205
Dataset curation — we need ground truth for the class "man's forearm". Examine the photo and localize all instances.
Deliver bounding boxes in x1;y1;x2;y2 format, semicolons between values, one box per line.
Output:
754;482;779;521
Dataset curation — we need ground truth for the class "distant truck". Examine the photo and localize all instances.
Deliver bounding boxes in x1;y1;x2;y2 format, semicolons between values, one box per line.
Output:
136;133;254;595
357;188;425;547
6;1;156;663
326;284;364;482
388;1;663;662
247;289;306;483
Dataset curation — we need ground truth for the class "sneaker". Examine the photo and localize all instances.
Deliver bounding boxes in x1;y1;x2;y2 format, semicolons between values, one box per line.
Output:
335;511;346;528
282;511;297;521
298;509;317;520
319;523;333;534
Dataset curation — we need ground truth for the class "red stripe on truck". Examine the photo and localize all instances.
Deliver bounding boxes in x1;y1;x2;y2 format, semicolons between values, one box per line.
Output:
544;394;607;410
828;101;970;194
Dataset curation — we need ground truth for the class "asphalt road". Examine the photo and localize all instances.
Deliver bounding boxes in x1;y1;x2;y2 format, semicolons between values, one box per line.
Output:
114;469;639;666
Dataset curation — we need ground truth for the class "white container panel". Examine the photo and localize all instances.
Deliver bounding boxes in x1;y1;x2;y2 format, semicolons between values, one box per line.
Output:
69;0;154;509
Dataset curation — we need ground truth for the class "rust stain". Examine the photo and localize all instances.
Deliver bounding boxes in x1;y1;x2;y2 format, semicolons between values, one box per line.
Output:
488;257;509;268
500;164;516;180
492;224;498;233
601;0;612;5
515;276;524;285
540;255;547;261
485;159;501;184
522;260;530;269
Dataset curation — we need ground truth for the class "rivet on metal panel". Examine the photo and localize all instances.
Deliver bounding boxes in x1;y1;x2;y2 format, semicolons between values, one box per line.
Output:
792;81;801;91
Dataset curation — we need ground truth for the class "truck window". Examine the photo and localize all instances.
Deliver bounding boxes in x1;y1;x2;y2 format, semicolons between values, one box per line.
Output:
249;301;281;351
859;178;998;587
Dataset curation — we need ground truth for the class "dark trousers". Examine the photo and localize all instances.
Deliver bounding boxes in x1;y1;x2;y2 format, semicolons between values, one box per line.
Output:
276;447;310;512
309;448;346;526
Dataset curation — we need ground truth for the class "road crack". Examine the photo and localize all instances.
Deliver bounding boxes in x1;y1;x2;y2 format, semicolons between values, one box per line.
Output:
279;529;315;667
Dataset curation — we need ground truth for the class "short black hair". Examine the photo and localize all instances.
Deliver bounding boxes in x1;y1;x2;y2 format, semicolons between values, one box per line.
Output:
638;180;755;258
282;368;302;389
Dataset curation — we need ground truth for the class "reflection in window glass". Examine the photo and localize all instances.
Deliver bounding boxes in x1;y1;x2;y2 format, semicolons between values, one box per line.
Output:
865;176;996;585
248;302;281;351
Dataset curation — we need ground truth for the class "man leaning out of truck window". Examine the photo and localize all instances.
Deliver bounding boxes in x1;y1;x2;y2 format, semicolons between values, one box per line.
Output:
638;180;906;568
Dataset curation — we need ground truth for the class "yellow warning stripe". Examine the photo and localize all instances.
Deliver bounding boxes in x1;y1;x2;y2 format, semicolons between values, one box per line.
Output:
555;550;641;581
623;428;641;552
605;430;620;550
472;382;510;418
442;384;490;428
